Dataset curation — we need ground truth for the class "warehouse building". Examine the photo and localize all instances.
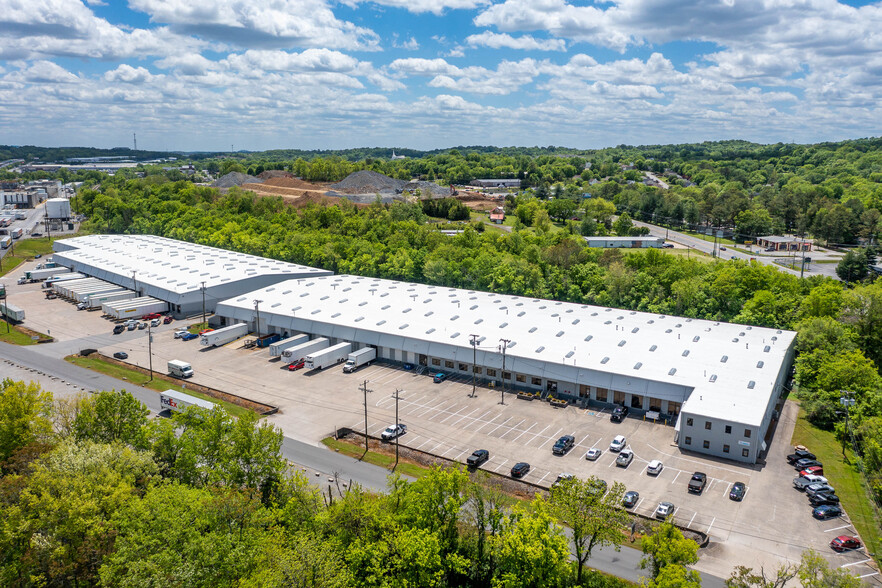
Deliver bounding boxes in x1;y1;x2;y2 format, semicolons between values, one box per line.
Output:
584;236;664;248
51;235;332;317
216;275;796;464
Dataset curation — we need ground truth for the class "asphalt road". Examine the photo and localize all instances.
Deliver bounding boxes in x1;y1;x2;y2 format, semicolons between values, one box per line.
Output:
0;340;727;586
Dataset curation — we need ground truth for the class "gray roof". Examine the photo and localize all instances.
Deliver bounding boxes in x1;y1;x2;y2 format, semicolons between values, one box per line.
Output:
758;236;809;243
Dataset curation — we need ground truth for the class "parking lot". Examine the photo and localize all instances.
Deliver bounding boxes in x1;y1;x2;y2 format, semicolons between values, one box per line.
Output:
4;276;879;585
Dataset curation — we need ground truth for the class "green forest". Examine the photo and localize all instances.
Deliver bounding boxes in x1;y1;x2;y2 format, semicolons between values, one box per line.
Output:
0;381;863;588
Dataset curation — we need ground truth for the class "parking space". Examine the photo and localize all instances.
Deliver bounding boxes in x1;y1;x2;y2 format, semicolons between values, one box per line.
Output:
2;289;879;585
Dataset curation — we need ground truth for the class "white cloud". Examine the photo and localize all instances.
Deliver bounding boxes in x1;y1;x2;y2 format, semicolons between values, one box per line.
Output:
465;31;565;51
104;64;157;84
340;0;490;16
155;54;219;76
389;58;459;76
6;61;80;84
392;36;420;50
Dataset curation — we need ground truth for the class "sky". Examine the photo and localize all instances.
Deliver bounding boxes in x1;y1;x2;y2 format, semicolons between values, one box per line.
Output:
1;0;881;152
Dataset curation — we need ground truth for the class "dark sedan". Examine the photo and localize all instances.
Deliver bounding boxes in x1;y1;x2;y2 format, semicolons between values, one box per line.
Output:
809;493;840;507
552;435;575;455
623;491;639;509
511;462;531;478
112;351;128;360
812;505;842;520
610;406;629;422
729;482;746;501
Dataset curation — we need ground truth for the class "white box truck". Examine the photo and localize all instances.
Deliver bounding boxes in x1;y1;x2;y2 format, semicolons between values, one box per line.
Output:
200;323;249;347
282;337;329;364
306;342;351;370
268;333;309;357
160;389;216;413
167;360;194;379
0;302;25;323
10;227;22;239
0;236;10;249
343;347;376;373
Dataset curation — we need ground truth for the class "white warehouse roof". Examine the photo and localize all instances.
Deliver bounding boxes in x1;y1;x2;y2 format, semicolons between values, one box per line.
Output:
217;275;796;426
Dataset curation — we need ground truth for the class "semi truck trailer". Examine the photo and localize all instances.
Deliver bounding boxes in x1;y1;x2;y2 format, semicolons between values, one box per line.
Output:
281;337;329;364
0;302;25;323
103;297;168;320
10;227;22;239
78;290;135;310
268;334;309;357
167;360;194;379
160;389;216;413
200;323;249;347
306;342;351;370
343;347;376;373
73;284;126;303
25;267;71;281
44;273;85;288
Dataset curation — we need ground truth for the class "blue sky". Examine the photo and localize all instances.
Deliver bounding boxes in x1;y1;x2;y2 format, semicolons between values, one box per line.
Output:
1;0;880;151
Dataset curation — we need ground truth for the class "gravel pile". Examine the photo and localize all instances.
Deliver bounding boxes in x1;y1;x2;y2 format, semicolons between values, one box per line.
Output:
329;170;408;194
213;172;259;188
403;180;450;199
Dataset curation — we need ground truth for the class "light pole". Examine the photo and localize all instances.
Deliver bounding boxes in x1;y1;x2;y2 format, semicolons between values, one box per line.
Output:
147;321;154;381
839;390;855;457
393;388;402;468
253;299;262;337
469;334;479;397
361;379;373;454
499;338;510;405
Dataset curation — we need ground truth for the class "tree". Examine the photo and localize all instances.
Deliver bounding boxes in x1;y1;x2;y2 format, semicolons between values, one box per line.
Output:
73;389;150;449
726;563;798;587
613;212;634;236
836;250;868;282
840;282;882;368
640;522;699;580
797;550;861;588
0;379;53;464
550;476;628;585
547;198;577;221
650;564;703;587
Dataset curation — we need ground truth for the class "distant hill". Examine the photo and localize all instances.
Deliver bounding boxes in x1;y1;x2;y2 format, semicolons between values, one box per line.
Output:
0;145;220;163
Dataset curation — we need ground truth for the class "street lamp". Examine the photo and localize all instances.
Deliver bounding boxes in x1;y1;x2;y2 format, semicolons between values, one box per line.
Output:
499;338;510;405
469;334;479;397
253;299;263;337
201;281;206;328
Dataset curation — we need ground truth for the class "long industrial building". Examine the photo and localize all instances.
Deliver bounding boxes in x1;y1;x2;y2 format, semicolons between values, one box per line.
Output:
52;235;332;316
216;275;796;464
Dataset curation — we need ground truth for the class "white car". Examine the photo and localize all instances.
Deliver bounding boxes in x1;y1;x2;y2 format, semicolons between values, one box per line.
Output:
801;474;827;485
381;423;407;441
609;435;626;452
585;448;602;461
655;501;675;520
616;449;634;467
150;318;161;327
174;328;188;339
647;460;664;475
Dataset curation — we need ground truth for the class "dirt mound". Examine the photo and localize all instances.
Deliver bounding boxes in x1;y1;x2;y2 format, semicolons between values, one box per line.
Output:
262;176;326;190
329;170;408;194
403;180;450;199
257;170;294;180
213;171;259;188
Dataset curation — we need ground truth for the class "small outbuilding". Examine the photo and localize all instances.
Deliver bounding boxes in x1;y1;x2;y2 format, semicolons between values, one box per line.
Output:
755;236;812;252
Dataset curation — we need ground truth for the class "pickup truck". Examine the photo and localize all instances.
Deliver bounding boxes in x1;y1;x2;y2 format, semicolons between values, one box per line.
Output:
687;472;707;494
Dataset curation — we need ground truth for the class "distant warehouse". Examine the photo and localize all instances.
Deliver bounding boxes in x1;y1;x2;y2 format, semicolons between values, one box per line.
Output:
216;275;796;464
51;235;331;317
584;236;664;248
469;178;521;188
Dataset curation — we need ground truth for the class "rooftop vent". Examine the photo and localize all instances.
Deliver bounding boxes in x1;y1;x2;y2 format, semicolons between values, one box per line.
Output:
682;350;690;357
474;319;483;324
604;320;612;325
556;331;564;337
632;327;639;333
757;361;764;368
451;315;459;321
331;312;341;318
536;346;545;353
771;336;777;341
721;355;728;363
377;320;386;325
693;336;700;342
764;345;771;352
748;381;756;389
403;308;411;313
382;305;390;310
618;340;626;347
470;305;478;310
426;328;436;334
424;311;434;317
676;323;682;328
732;338;739;343
601;357;610;364
648;319;654;324
584;335;593;342
669;368;677;375
709;374;717;383
665;329;673;333
649;345;657;351
517;311;526;317
634;362;642;370
311;309;320;315
450;332;460;339
529;327;537;333
399;324;409;330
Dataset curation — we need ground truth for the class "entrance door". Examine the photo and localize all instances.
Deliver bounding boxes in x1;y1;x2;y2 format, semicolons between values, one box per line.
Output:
419;354;427;366
546;380;558;393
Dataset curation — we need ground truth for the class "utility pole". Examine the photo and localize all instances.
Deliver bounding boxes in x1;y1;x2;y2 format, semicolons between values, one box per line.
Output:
839;390;855;457
147;321;154;381
393;388;402;468
799;234;807;279
201;281;206;327
131;270;138;295
499;338;510;405
1;284;8;334
469;334;479;397
360;379;373;454
253;299;262;337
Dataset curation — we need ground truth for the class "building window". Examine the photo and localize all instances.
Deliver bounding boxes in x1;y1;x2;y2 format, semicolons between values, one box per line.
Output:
458;363;468;371
579;384;589;397
503;371;511;380
516;374;526;383
431;358;441;366
667;401;681;415
725;425;732;434
531;377;542;386
486;369;497;377
744;429;751;438
445;360;454;368
596;388;608;402
703;440;710;449
705;421;712;430
473;366;482;374
684;436;692;445
723;444;730;453
686;417;693;426
742;448;749;458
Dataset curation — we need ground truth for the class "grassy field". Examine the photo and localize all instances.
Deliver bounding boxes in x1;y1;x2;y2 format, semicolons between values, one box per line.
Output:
680;229;738;246
791;404;882;564
0;319;38;345
0;237;56;277
65;354;252;418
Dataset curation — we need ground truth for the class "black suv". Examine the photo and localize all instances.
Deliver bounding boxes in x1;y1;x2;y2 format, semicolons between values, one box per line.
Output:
688;472;708;494
511;462;530;478
794;458;823;470
809;492;840;507
787;450;816;464
466;449;489;468
552;435;575;455
611;406;629;422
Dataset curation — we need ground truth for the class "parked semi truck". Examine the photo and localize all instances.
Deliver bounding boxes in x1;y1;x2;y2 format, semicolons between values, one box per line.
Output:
78;290;135;310
160;389;215;413
25;267;71;281
73;284;126;303
343;347;376;373
0;302;25;323
167;360;194;379
268;334;309;357
281;337;329;364
256;333;281;348
200;323;249;347
306;342;351;370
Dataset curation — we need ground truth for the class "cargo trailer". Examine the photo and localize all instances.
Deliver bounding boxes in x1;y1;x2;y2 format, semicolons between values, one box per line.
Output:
200;323;249;347
10;227;22;239
25;267;71;281
103;297;168;320
54;278;102;297
306;342;351;370
256;333;281;348
343;347;376;373
160;389;215;413
79;290;135;310
281;337;329;363
268;334;309;357
73;284;127;303
0;302;25;323
0;236;10;249
43;272;85;288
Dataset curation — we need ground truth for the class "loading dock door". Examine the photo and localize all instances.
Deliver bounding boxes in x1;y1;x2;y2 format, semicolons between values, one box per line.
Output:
419;354;427;366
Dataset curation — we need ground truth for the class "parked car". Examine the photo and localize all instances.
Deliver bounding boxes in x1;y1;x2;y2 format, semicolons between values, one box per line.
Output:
829;536;861;552
585;448;602;461
510;462;531;478
623;491;639;508
138;322;147;330
787;449;816;464
142;313;161;320
655;501;675;520
806;483;836;497
381;423;407;441
287;360;306;371
809;493;840;507
800;466;824;477
126;322;137;331
719;246;727;251
662;243;674;248
466;449;489;468
163;316;174;324
173;328;188;339
610;406;629;422
609;435;626;452
181;332;198;341
34;254;42;259
552;473;575;488
112;351;128;360
432;372;447;383
729;482;746;501
688;472;708;494
150;318;161;327
812;505;842;520
616;449;634;467
795;458;823;470
112;325;125;334
647;460;664;475
800;474;828;485
199;328;214;335
552;435;575;455
793;477;817;491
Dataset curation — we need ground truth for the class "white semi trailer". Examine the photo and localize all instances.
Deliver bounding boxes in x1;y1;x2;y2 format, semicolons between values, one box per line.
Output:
103;297;168;320
73;284;126;303
268;333;309;357
25;267;71;281
281;337;329;364
80;290;135;310
0;302;25;322
200;323;249;347
306;342;351;370
160;390;215;413
43;272;85;288
343;347;376;373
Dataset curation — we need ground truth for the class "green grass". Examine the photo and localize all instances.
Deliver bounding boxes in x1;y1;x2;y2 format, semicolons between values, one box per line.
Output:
681;229;737;246
65;355;252;418
0;237;59;277
188;322;209;334
791;404;882;564
322;436;430;479
0;319;39;345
